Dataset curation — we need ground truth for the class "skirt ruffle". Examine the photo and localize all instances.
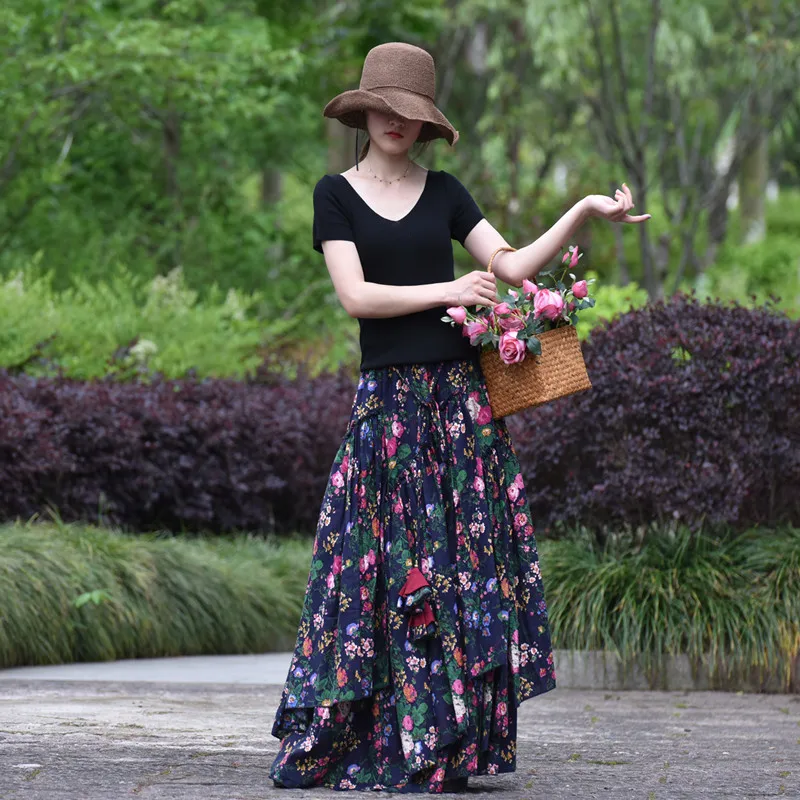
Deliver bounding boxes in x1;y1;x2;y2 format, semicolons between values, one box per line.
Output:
269;358;556;792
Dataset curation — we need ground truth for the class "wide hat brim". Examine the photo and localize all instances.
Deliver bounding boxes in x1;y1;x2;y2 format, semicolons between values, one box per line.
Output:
323;86;459;146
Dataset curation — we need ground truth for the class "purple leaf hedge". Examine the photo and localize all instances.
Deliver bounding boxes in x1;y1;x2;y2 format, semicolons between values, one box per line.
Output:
0;360;355;535
508;292;800;536
0;292;797;537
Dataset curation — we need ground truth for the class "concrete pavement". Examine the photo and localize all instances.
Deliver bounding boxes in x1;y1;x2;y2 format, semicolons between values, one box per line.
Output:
0;654;798;799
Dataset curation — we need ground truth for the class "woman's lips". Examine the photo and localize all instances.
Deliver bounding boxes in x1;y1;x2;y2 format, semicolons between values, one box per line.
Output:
386;132;403;139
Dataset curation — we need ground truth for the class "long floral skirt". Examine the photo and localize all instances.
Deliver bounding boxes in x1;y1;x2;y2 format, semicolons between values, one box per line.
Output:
269;358;556;792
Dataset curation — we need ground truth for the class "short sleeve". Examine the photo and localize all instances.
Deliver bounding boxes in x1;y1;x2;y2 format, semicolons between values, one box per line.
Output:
444;171;484;245
312;175;355;254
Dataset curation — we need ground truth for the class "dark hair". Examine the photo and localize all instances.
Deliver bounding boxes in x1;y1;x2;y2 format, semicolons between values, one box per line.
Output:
355;130;433;168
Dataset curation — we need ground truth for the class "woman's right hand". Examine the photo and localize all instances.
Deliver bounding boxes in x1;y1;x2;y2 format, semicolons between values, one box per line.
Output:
445;270;498;308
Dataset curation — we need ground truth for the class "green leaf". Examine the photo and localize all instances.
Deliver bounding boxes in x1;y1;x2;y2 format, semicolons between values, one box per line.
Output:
526;336;542;355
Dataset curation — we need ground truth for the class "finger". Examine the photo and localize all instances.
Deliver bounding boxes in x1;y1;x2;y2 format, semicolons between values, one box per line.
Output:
623;213;652;223
622;183;634;206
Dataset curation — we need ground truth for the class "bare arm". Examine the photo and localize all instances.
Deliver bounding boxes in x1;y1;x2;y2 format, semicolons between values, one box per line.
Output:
462;184;650;286
321;239;497;318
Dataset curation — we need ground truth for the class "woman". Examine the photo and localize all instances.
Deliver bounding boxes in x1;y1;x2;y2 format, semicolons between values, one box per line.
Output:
269;42;650;793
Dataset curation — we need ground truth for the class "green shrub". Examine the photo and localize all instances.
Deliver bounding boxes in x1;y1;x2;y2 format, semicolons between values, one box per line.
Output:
700;234;800;317
0;264;269;380
575;268;650;341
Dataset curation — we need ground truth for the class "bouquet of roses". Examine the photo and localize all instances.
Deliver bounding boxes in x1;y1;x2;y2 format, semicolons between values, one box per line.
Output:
441;246;596;364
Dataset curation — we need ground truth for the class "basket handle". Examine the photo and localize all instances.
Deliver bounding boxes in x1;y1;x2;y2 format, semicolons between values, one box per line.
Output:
487;245;517;274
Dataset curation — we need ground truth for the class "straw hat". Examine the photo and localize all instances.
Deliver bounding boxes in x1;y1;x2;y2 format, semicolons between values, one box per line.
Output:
323;42;459;146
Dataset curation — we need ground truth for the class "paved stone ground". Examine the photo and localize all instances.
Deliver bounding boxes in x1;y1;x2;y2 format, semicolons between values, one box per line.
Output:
1;679;798;800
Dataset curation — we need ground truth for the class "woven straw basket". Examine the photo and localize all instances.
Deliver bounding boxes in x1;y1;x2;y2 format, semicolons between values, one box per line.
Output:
479;246;593;419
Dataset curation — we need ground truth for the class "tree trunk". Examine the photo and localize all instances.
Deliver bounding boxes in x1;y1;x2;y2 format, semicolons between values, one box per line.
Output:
610;181;630;286
703;166;734;271
635;185;661;300
738;127;768;245
327;117;354;175
261;168;283;206
163;105;181;200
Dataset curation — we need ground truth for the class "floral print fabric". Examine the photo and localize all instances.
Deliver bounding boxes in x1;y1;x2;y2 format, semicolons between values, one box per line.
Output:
269;358;556;792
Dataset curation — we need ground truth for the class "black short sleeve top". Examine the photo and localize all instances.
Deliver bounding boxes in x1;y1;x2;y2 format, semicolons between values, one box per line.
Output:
312;169;485;371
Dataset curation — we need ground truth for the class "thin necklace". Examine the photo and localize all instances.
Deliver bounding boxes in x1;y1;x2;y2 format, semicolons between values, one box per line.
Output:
365;159;412;185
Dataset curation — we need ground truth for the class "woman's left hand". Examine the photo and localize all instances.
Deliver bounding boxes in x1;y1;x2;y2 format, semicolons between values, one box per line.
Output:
583;183;651;223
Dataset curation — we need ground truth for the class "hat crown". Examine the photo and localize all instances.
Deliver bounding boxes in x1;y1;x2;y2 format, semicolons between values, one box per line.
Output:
359;42;436;100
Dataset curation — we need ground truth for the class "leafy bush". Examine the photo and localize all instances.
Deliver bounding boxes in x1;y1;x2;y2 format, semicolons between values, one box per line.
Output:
0;265;266;380
575;269;650;341
0;359;355;535
507;291;800;537
700;234;800;318
0;254;360;380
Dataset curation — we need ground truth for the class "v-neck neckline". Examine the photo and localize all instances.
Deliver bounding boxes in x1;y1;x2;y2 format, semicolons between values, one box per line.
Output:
337;169;431;223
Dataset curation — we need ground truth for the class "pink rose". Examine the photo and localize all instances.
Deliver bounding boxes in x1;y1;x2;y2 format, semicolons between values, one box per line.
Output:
498;330;526;365
386;437;397;457
507;483;520;502
403;715;414;731
392;420;404;437
493;302;512;316
498;310;525;332
562;250;570;263
475;457;484;477
522;278;538;297
533;288;564;321
446;306;467;325
452;679;464;695
332;555;342;574
464;317;488;345
339;454;349;473
514;473;525;488
473;476;485;493
570;247;580;268
331;471;344;488
572;280;588;299
476;404;493;425
508;289;519;299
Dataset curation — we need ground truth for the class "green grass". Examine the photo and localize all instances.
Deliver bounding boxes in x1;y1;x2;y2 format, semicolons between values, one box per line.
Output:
539;523;800;690
0;519;312;668
1;520;798;689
